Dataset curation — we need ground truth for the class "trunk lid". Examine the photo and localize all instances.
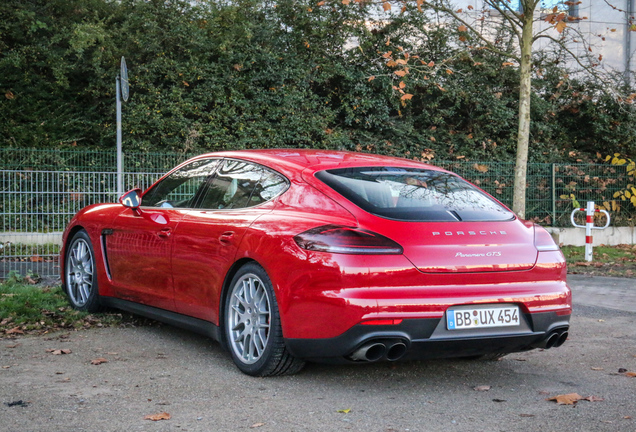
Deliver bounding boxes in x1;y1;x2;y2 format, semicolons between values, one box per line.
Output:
374;221;537;273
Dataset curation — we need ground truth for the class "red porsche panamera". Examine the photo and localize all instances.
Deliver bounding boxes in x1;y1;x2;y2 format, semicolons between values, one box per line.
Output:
61;150;571;376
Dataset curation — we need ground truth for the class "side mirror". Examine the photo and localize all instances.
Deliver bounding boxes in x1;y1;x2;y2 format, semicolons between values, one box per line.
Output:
119;188;142;209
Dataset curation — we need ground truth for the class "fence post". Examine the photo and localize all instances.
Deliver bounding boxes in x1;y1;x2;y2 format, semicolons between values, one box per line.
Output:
551;163;556;226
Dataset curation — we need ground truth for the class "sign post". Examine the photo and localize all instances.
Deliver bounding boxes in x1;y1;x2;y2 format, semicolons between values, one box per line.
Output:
116;56;129;197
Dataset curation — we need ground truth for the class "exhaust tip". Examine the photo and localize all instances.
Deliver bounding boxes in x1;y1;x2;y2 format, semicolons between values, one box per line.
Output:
386;342;407;361
545;332;559;349
554;331;568;348
349;342;386;362
365;343;387;362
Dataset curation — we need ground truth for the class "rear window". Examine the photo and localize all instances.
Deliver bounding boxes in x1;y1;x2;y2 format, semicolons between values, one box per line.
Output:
316;167;514;222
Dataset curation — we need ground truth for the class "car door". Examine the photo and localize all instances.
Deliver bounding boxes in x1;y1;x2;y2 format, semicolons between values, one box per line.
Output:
105;158;220;310
171;159;289;323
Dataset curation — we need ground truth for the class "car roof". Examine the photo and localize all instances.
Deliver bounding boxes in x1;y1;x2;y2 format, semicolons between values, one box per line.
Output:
193;149;446;176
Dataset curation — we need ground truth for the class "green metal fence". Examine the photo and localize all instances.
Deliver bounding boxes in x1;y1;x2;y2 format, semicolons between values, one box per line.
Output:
1;147;635;229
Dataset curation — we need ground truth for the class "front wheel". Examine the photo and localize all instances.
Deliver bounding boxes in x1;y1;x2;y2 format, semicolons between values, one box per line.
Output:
224;263;304;376
64;230;101;312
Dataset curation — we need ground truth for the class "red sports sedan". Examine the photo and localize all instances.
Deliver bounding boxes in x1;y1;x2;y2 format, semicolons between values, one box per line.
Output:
61;150;571;376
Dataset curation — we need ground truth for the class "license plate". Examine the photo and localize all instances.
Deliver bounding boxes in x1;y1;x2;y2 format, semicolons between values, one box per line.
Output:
447;306;520;330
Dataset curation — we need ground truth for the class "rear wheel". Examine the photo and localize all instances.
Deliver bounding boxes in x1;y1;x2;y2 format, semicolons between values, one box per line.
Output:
224;262;304;376
64;230;101;312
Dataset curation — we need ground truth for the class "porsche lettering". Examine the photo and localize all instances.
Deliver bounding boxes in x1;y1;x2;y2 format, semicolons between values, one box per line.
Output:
432;231;508;236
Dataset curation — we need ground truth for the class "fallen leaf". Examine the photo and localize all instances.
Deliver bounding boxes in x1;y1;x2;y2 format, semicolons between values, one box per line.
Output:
547;393;583;405
5;344;20;349
144;412;171;421
458;25;467;32
5;327;24;335
590;367;604;371
625;372;636;377
401;93;413;100
91;358;108;365
474;385;491;392
337;408;351;413
49;349;72;355
250;423;265;428
618;368;628;373
382;1;391;11
5;400;28;407
368;76;375;82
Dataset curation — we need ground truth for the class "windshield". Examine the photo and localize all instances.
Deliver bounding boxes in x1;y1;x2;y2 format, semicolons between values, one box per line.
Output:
316;167;514;222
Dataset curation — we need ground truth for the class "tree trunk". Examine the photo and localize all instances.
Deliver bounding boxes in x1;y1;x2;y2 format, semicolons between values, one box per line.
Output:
512;14;534;219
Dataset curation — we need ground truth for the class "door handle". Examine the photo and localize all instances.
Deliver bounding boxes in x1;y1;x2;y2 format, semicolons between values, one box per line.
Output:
219;231;235;244
157;228;172;238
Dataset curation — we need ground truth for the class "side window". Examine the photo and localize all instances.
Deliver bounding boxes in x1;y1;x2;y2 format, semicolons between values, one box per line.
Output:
142;159;219;208
198;160;288;210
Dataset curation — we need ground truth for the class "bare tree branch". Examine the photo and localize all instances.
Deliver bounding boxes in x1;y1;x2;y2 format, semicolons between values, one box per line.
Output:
423;1;522;61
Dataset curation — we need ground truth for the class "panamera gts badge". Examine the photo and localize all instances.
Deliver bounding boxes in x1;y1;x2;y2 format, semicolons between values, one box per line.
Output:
455;251;502;258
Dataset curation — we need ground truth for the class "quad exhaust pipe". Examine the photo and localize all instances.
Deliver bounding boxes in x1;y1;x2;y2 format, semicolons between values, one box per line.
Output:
348;340;408;362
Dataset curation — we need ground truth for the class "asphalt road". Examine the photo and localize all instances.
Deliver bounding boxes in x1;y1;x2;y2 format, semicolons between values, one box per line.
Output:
1;303;635;432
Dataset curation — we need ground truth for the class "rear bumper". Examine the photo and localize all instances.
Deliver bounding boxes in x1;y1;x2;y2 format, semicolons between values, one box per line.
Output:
284;311;570;362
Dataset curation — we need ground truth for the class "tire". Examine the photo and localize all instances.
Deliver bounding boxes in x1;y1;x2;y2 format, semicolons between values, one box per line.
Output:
224;262;305;376
64;230;101;312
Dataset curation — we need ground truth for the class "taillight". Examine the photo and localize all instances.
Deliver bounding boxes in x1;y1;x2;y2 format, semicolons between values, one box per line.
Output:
294;225;403;255
534;225;559;252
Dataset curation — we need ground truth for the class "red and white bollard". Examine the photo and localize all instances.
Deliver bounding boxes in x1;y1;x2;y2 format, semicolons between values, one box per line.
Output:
570;201;611;262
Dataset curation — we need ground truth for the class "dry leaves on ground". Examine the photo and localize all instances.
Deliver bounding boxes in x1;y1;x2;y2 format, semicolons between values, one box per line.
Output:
90;357;108;365
46;349;71;355
473;385;491;391
144;412;171;421
547;393;604;405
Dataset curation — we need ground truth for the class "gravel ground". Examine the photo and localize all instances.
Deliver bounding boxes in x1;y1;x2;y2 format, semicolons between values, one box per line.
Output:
1;304;635;432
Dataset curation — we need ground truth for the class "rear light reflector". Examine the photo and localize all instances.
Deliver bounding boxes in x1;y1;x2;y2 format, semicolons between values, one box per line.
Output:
294;225;403;255
534;225;560;252
361;319;404;326
556;309;572;316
